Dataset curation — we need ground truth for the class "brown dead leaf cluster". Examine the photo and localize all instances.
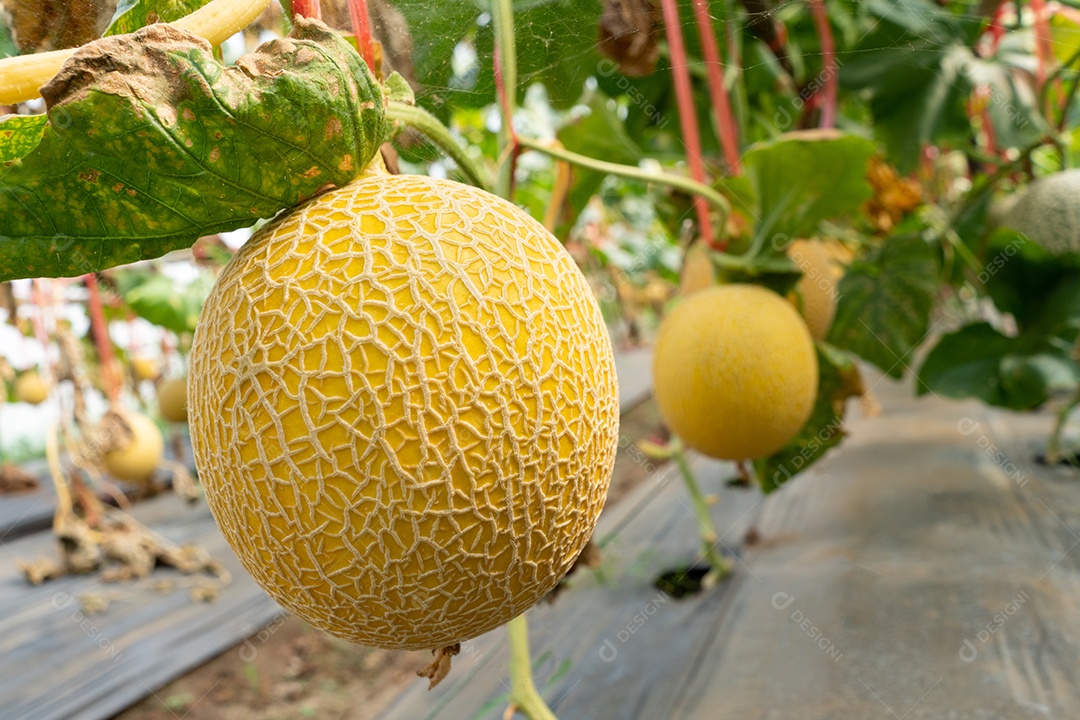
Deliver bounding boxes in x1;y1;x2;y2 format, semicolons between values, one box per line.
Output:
19;510;228;586
598;0;661;76
865;156;922;233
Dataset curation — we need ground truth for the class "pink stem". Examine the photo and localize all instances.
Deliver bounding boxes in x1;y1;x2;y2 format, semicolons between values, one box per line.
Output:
659;0;715;246
291;0;321;20
29;280;51;369
347;0;377;74
83;274;120;403
987;1;1006;54
1031;0;1051;91
807;0;837;129
691;0;741;175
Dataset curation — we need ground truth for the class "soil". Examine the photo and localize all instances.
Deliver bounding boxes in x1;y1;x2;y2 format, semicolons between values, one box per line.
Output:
114;397;667;720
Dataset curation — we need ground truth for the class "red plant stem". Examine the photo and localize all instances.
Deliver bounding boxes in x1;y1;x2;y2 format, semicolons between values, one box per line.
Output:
291;0;321;20
1031;0;1051;91
980;103;999;165
659;0;715;247
807;0;837;129
347;0;376;74
83;274;120;402
29;280;52;369
987;1;1006;54
691;0;741;175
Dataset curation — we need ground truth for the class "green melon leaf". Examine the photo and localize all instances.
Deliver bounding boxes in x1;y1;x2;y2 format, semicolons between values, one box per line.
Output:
104;0;214;36
0;18;385;281
916;323;1021;406
0;115;48;163
393;0;603;114
742;132;876;239
114;269;212;337
839;1;974;171
0;13;17;58
827;233;939;378
916;322;1080;410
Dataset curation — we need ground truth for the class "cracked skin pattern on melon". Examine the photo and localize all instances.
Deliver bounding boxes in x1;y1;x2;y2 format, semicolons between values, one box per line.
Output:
189;172;619;650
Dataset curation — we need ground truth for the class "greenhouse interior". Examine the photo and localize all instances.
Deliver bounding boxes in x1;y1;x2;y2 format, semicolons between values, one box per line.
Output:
2;1;1080;718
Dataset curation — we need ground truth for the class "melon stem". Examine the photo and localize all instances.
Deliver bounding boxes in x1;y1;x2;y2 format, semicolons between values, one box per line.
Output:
673;444;731;585
491;0;518;200
514;136;731;230
507;615;558;720
491;3;558;717
1047;385;1080;464
385;101;492;192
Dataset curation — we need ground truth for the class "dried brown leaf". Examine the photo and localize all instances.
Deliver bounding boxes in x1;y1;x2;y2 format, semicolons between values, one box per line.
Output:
598;0;660;76
18;557;65;584
1;0;108;53
416;643;460;690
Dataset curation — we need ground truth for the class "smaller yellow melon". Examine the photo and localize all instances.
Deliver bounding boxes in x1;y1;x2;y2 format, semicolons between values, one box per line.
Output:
818;238;856;268
103;411;164;483
787;239;839;341
653;284;818;460
131;356;161;382
15;371;49;405
679;241;716;297
157;378;188;423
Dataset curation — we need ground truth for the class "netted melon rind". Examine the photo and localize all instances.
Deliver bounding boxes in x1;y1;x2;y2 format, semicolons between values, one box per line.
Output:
189;174;619;650
992;170;1080;256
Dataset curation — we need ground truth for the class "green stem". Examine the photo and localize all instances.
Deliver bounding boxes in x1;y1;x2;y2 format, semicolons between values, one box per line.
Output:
515;136;731;230
1040;45;1080;125
1047;385;1080;464
673;445;731;582
491;0;518;198
507;615;557;720
491;4;555;718
385;101;492;192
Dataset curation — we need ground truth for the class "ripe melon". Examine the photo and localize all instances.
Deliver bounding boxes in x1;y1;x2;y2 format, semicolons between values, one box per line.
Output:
679;241;715;297
15;370;49;405
990;170;1080;255
787;239;839;341
189;171;620;650
157;378;188;423
102;410;164;483
653;284;818;460
131;356;160;382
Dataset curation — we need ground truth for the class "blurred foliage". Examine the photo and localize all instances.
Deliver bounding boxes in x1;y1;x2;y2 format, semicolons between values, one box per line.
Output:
103;0;212;36
829;232;940;379
919;233;1080;409
114;269;213;338
0;13;17;58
